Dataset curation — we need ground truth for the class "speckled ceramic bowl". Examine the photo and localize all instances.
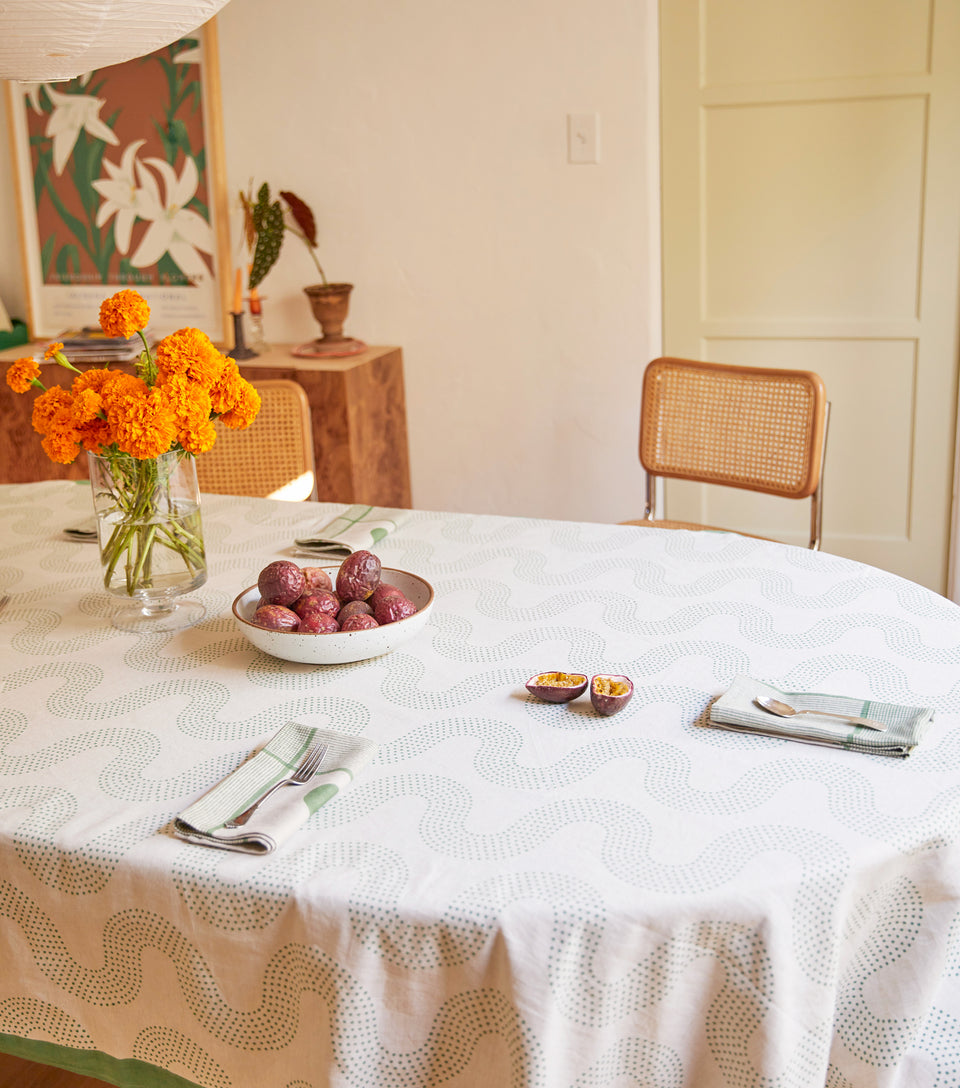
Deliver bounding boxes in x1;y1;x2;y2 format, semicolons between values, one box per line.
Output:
232;566;434;664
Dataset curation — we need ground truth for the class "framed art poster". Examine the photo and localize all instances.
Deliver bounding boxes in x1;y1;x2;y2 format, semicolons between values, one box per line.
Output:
5;19;231;343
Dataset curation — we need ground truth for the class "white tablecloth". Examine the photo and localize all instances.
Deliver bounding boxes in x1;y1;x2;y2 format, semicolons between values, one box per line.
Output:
2;481;960;1088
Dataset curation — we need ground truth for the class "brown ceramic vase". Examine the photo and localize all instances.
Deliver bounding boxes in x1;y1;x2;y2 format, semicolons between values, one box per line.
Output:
303;283;353;343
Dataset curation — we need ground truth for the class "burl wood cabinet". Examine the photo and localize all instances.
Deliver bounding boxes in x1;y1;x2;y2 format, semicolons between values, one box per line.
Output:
0;343;412;508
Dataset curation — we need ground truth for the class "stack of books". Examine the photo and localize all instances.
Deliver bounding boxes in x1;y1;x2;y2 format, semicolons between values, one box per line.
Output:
58;327;145;364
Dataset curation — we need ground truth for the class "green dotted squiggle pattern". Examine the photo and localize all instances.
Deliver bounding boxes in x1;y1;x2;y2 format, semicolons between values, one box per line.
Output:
3;484;960;1087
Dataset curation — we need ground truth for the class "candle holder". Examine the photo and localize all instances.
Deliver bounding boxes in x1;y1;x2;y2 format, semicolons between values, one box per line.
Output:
247;295;268;352
230;311;258;360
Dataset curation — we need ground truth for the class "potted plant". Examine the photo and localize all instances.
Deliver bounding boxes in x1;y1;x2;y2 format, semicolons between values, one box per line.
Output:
240;183;362;355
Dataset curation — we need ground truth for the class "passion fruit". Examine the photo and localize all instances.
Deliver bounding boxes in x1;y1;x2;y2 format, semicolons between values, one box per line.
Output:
257;560;306;606
337;599;374;623
336;549;382;602
340;613;380;631
301;567;334;593
293;590;340;619
252;604;301;631
373;595;418;625
525;672;589;703
299;612;340;634
369;582;404;610
590;674;634;716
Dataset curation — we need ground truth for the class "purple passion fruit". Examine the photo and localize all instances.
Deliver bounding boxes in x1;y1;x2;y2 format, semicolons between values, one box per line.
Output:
525;672;589;703
258;560;306;606
590;674;634;716
336;549;382;602
337;599;374;623
369;583;404;610
299;612;340;634
293;590;340;619
302;567;334;593
253;604;301;631
248;557;423;635
374;595;418;625
340;613;380;631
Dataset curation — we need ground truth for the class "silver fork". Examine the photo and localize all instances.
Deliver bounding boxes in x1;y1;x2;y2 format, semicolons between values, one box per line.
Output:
226;739;328;828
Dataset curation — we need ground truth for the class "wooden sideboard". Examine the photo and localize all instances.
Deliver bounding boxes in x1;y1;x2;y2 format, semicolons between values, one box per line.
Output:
0;342;412;508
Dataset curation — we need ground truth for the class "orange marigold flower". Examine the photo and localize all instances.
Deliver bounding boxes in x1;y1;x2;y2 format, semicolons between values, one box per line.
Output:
154;327;226;389
155;378;215;453
40;408;81;464
100;372;148;416
113;388;178;459
179;416;218;455
177;383;213;429
6;356;40;394
219;379;262;430
44;342;65;361
72;368;113;395
32;387;73;435
72;388;103;425
77;417;112;454
154;369;192;396
99;289;150;339
209;357;242;414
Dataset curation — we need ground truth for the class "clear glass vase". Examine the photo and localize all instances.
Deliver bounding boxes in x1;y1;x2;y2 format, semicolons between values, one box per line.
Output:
88;449;207;633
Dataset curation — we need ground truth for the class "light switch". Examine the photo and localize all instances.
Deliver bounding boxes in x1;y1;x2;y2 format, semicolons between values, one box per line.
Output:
567;112;599;164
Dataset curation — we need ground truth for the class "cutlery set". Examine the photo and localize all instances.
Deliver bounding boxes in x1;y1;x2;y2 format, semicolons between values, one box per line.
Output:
226;739;328;828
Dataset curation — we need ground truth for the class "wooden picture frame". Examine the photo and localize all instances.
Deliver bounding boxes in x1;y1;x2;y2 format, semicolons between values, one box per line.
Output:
5;19;231;344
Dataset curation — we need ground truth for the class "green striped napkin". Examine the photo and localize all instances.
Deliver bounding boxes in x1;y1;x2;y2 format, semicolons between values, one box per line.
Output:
709;675;934;757
294;504;411;557
174;722;377;854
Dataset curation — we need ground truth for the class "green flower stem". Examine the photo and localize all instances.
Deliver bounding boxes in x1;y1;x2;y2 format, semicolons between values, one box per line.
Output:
156;523;204;572
136;330;156;384
93;450;205;597
129;523;158;588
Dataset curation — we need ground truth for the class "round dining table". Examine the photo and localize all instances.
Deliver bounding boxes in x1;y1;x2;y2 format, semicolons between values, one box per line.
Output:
1;480;959;1088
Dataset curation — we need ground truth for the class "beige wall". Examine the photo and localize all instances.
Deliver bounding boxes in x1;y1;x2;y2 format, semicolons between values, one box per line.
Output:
0;0;661;521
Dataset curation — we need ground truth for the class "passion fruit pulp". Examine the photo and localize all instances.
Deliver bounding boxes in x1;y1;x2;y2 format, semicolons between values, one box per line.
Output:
525;671;589;703
590;674;634;716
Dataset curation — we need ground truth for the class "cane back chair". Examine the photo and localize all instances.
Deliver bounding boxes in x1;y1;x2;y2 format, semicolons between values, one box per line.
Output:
195;379;317;501
623;357;830;549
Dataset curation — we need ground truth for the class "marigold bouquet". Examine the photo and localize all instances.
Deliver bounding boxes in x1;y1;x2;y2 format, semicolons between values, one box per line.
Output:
5;288;260;464
5;290;261;608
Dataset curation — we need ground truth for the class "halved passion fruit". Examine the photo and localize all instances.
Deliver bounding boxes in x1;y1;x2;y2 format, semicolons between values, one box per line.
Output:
590;674;634;716
525;671;589;703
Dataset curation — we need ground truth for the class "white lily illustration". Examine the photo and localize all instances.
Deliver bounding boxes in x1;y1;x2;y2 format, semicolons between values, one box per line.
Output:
44;85;119;175
92;139;146;255
130;155;214;281
20;83;45;113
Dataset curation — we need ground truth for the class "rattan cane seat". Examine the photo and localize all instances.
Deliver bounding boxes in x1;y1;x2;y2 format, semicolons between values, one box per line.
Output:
623;357;829;548
195;379;317;501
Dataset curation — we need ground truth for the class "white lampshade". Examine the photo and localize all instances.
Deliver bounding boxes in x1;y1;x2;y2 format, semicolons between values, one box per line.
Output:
0;0;232;83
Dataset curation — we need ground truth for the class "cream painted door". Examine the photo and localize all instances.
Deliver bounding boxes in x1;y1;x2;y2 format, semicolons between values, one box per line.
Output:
659;0;960;594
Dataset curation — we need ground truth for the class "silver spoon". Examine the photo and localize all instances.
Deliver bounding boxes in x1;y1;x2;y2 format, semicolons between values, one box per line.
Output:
754;695;887;732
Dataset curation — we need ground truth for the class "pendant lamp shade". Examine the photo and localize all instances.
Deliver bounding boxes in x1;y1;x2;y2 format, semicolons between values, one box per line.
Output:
0;0;232;82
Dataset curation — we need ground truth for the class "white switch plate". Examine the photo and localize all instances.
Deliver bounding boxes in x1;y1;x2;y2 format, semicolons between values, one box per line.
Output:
567;112;599;164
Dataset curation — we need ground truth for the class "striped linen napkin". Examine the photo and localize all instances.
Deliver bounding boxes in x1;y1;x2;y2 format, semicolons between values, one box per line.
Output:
709;675;934;757
294;504;411;557
174;722;377;854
